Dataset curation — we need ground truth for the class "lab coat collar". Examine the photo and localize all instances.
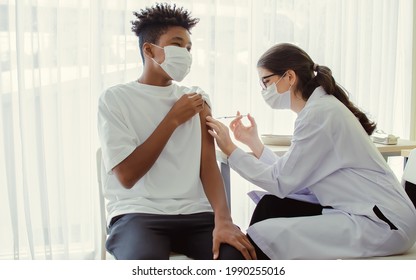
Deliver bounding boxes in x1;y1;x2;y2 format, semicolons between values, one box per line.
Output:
307;86;327;102
298;86;327;114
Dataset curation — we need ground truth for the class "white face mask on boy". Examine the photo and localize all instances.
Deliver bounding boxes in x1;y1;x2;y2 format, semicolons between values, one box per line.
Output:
151;44;192;82
261;71;291;110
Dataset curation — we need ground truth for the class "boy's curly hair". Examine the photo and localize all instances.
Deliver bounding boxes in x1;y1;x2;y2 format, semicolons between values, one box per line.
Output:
132;3;199;62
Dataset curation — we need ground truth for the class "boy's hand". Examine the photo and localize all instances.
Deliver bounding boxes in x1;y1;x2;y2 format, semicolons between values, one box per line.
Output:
168;93;204;127
212;220;257;260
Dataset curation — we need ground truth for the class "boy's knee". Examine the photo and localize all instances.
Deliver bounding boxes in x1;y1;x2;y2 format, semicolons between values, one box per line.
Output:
217;244;245;260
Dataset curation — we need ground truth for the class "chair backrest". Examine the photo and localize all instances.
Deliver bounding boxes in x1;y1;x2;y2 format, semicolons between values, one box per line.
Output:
96;148;107;260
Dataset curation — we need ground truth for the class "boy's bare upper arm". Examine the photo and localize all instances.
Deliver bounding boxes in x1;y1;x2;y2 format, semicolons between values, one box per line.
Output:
199;101;213;140
199;101;216;163
200;100;211;118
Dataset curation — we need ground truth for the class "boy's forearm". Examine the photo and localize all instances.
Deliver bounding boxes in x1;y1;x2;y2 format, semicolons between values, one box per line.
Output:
200;167;232;221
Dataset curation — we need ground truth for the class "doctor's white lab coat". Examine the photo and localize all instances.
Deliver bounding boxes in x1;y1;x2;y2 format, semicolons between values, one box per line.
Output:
228;87;416;259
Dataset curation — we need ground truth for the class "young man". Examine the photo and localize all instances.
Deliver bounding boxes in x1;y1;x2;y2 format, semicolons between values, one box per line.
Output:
97;3;255;260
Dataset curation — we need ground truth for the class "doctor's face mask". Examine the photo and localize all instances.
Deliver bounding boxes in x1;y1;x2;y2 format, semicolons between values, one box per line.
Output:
151;44;192;82
261;71;291;110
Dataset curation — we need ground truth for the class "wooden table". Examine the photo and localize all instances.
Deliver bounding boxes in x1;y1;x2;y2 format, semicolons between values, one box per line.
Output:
374;140;416;160
401;149;414;158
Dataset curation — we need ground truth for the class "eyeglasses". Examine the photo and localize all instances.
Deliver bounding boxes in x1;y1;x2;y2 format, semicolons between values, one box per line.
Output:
259;73;279;90
259;72;287;90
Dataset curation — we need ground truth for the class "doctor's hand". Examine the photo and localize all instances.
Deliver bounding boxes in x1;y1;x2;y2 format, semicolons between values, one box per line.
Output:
212;219;257;260
229;112;260;145
230;112;264;158
206;116;238;157
167;93;204;127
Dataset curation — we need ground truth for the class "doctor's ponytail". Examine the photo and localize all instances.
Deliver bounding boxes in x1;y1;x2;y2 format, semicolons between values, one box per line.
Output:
312;64;376;135
257;43;377;135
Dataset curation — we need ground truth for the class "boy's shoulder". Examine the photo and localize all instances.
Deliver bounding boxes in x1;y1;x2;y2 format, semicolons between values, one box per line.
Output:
102;81;136;96
179;85;212;108
99;81;137;105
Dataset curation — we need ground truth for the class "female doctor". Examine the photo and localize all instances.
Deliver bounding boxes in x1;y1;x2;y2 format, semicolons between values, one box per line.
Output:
206;43;416;259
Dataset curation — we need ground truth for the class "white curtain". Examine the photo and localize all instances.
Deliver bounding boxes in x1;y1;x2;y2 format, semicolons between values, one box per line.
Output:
0;0;142;260
0;0;413;259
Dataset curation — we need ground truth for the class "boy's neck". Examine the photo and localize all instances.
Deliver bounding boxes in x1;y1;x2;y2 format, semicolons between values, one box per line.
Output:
138;71;172;87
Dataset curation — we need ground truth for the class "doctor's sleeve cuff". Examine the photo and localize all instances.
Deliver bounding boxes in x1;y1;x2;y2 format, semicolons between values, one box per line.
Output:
228;147;247;165
228;147;285;196
228;148;271;182
259;145;279;165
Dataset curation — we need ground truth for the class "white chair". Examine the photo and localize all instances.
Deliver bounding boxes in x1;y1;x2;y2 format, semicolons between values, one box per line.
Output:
96;148;111;260
96;148;191;260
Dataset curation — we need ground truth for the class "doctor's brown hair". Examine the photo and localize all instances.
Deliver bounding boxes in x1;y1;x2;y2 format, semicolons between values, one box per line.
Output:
131;3;199;63
257;43;377;135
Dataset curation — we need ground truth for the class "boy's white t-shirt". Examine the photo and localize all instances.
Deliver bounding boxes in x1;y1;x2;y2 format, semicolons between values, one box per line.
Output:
98;81;213;225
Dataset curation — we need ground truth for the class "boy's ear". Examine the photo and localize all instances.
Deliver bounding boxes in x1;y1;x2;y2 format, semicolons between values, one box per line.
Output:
142;42;154;59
